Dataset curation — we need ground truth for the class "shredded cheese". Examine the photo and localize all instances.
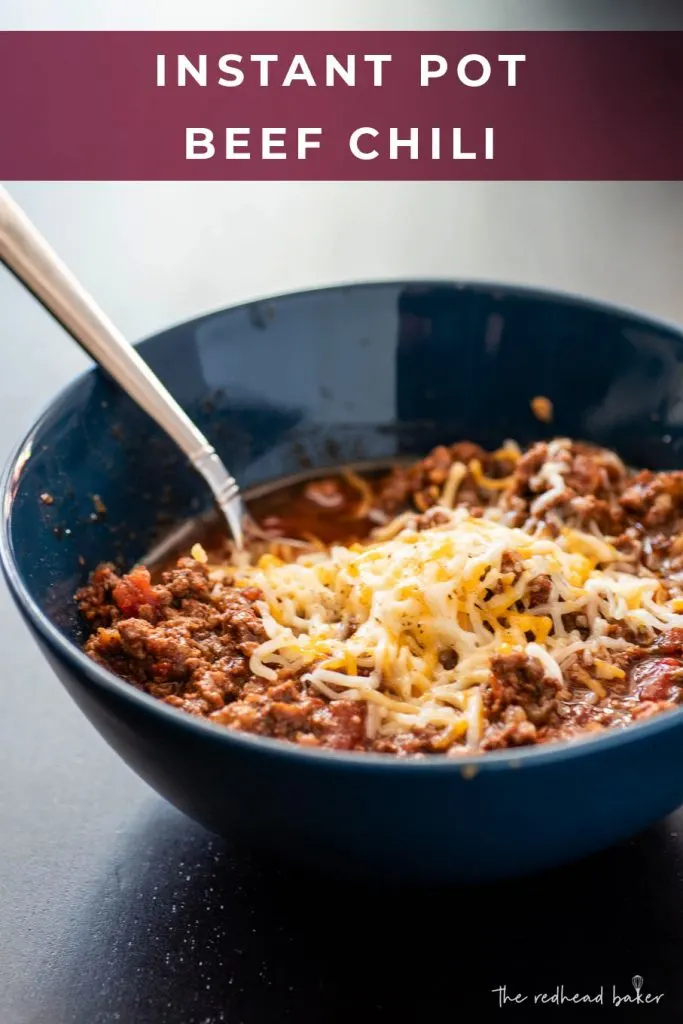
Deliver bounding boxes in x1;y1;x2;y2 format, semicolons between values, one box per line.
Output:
191;543;208;564
342;468;375;519
438;461;467;509
217;507;683;748
469;458;513;491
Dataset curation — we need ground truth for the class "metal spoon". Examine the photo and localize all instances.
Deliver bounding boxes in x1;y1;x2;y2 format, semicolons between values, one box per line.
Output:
0;184;250;549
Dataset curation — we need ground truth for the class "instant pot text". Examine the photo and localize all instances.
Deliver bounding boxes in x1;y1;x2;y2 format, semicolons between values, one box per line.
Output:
2;31;679;179
154;51;525;163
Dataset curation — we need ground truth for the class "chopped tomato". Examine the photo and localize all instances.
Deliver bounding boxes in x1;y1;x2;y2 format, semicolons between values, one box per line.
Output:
631;656;683;703
112;565;160;618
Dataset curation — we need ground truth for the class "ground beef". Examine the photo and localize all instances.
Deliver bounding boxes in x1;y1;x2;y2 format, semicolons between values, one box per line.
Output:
372;723;458;756
210;678;367;751
620;470;683;528
76;563;124;629
481;652;562;749
78;561;368;750
80;563;267;714
77;438;683;757
499;440;629;533
528;574;552;608
500;550;523;579
376;441;501;515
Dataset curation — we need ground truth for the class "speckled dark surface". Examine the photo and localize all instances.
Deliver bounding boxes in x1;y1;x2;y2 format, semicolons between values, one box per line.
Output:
3;666;683;1024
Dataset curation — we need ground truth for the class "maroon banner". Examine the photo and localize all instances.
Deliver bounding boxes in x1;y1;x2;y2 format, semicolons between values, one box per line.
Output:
0;31;681;181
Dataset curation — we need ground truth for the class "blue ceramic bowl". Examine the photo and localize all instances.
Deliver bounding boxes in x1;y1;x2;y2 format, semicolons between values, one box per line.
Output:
4;280;683;884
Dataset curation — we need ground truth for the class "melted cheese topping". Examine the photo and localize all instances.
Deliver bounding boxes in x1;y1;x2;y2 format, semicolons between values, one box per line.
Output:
206;507;683;748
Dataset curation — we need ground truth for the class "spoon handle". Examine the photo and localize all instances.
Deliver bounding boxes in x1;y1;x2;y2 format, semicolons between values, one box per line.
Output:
0;184;245;548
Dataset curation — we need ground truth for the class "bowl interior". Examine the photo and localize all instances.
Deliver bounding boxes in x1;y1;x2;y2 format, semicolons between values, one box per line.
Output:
5;281;683;649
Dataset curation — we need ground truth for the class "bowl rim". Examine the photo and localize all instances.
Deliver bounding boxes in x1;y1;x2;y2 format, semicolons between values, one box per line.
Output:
3;275;683;775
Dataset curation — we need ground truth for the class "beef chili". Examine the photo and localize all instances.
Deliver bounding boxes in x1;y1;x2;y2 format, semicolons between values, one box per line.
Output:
77;438;683;757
